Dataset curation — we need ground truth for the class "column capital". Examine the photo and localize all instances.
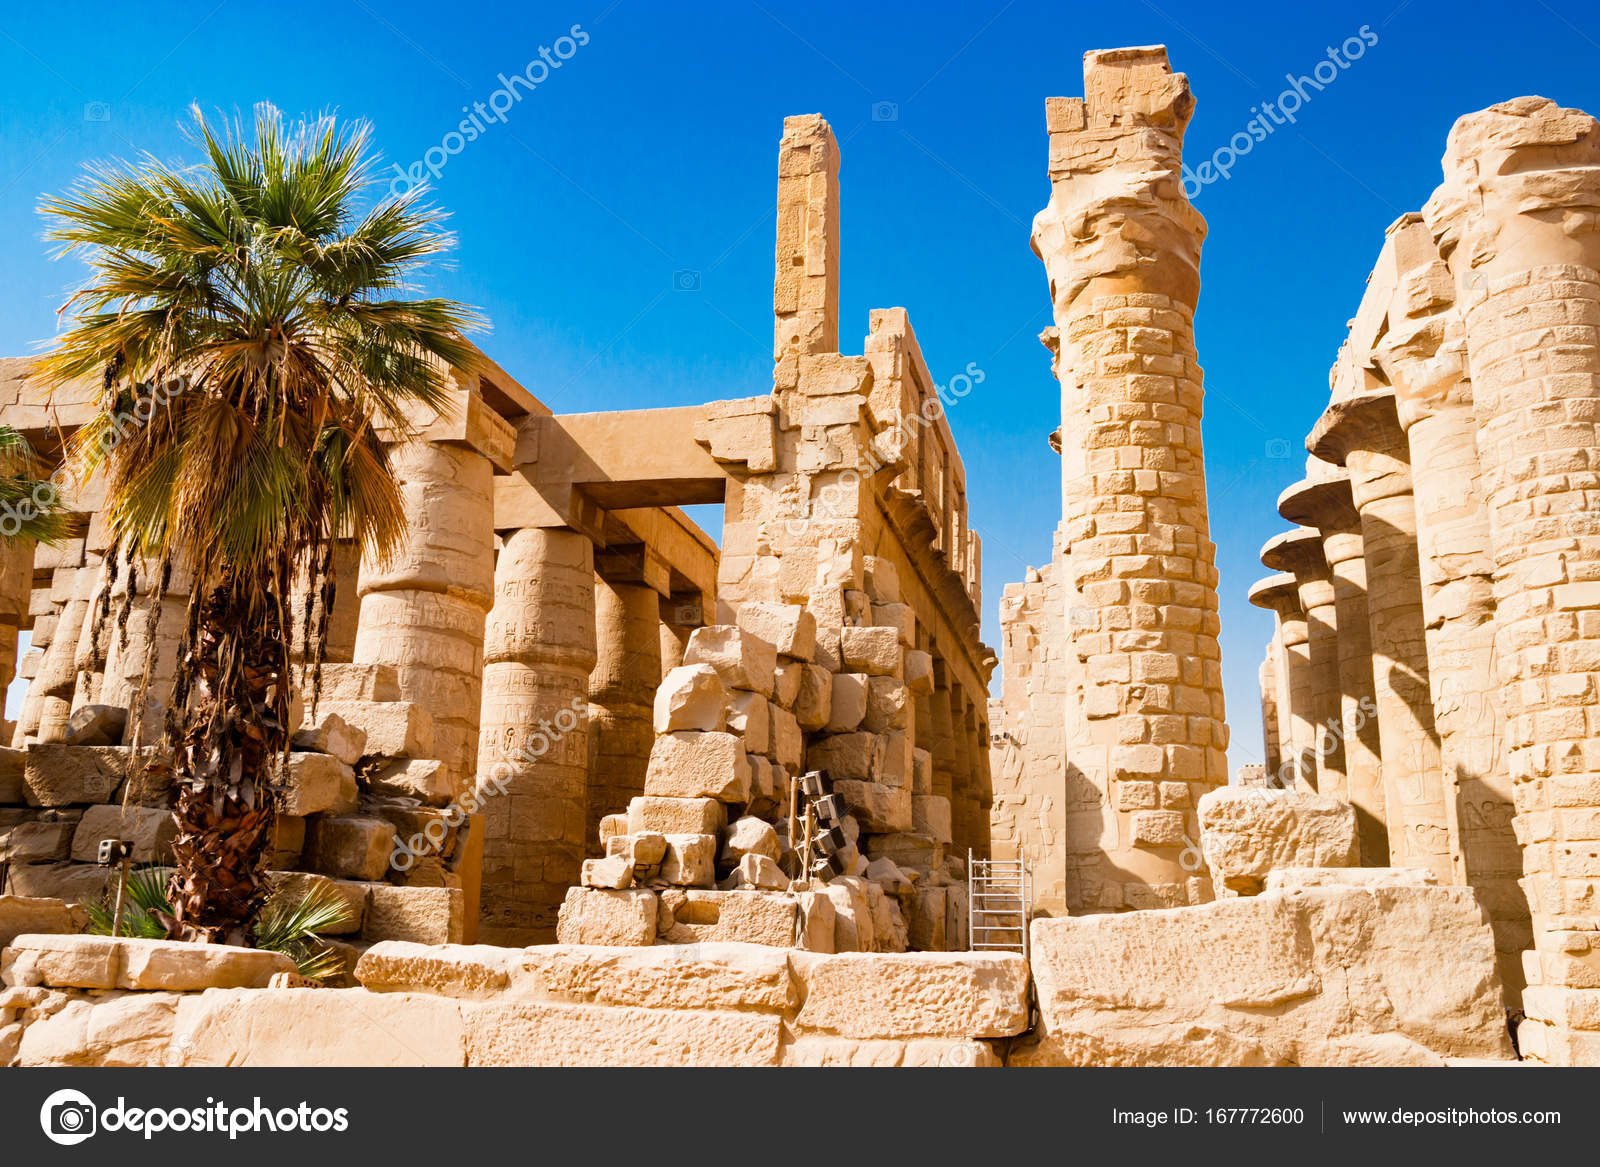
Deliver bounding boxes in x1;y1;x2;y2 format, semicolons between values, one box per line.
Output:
1308;385;1404;466
1248;572;1303;618
1277;472;1359;533
1260;527;1327;581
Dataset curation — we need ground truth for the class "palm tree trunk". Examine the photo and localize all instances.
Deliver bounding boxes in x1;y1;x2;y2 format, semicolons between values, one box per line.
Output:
165;570;290;943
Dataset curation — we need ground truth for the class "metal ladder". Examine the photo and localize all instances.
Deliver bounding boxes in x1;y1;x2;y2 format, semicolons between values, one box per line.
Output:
968;849;1030;957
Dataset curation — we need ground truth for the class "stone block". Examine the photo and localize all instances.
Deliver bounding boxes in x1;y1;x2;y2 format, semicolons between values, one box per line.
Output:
62;704;127;747
23;745;126;806
770;704;803;770
774;660;804;708
3;819;74;862
807;731;878;781
0;895;89;950
870;602;915;646
0;934;291;992
827;672;868;732
1197;787;1359;896
171;987;466;1066
794;663;832;730
912;795;953;843
555;887;656;946
727;690;770;755
661;833;717;886
738;601;817;662
581;854;634;889
643;731;751;803
652;664;727;733
3;862;109;903
834;778;912;834
626;796;725;836
839;626;900;676
362;884;464;945
863;555;900;603
864;676;909;732
367;757;454;806
69;804;175;864
276;751;358;817
304;815;393;881
523;940;793;1010
1015;881;1514;1066
728;852;788;890
291;712;367;766
267;871;366;934
354;942;519;998
904;649;934;696
789;950;1029;1038
722;816;781;865
0;747;23;803
462;1000;780;1067
319;700;433;758
684;626;777;696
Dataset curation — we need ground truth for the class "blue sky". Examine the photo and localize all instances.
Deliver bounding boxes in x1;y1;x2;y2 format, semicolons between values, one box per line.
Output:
1;0;1596;766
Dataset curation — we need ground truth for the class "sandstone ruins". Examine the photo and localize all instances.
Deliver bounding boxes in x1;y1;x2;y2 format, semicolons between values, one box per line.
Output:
1;44;1593;1067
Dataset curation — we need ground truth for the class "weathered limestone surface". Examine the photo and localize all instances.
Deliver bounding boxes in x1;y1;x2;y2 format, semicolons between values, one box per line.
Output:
1197;787;1358;897
1015;872;1512;1066
1012;45;1228;913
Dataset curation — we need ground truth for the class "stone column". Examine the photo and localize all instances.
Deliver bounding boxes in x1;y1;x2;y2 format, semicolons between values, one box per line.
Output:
1248;574;1312;789
28;566;96;743
1311;381;1450;882
1261;527;1342;795
1258;645;1281;777
1425;96;1600;1063
0;540;33;716
1378;211;1527;1000
1280;470;1389;863
476;527;596;946
1031;47;1226;909
98;556;190;746
586;574;661;856
352;441;495;796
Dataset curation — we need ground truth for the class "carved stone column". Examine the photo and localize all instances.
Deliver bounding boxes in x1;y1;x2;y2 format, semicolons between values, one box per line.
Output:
1031;47;1225;908
1248;574;1313;790
1261;527;1342;796
586;574;661;856
1425;96;1600;1062
1311;380;1449;882
1377;211;1527;1001
1279;468;1388;864
476;527;597;945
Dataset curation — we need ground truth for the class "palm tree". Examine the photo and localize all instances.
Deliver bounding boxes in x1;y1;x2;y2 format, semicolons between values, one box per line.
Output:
32;105;483;941
0;425;70;545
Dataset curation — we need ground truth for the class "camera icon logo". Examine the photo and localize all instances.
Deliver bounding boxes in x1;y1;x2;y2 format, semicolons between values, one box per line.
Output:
82;101;111;122
672;269;701;292
1264;437;1292;459
40;1088;97;1145
871;100;899;122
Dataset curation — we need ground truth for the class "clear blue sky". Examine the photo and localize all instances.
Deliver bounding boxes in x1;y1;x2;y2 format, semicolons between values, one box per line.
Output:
1;0;1596;767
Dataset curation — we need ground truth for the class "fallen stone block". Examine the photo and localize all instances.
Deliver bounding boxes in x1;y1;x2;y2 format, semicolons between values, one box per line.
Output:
3;862;109;904
727;690;770;755
727;853;788;891
555;887;656;946
0;895;89;950
793;664;832;731
276;751;359;817
652;664;727;733
17;991;181;1067
685;890;798;945
1014;879;1515;1067
798;889;836;953
870;602;915;647
3;819;75;863
839;626;900;676
355;942;519;999
524;941;794;1010
826;673;868;732
62;703;127;747
626;796;725;836
291;712;367;766
361;884;464;945
462;999;781;1067
911;794;953;843
789;950;1029;1039
643;731;751;804
366;757;454;806
661;833;716;887
69;804;175;864
1197;786;1359;896
722;816;781;865
320;700;433;759
684;626;777;696
737;601;816;661
581;854;634;890
0;934;292;991
304;815;393;881
865;677;909;733
22;745;127;806
834;779;912;834
171;988;466;1066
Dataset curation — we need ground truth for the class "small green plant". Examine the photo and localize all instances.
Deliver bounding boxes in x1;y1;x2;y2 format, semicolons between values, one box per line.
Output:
85;866;354;981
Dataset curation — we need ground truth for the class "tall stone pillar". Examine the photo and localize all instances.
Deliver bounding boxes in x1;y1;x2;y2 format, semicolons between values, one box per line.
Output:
353;440;496;795
1261;527;1342;795
477;527;597;945
1377;211;1527;1001
1311;378;1450;882
1258;645;1281;777
1425;97;1600;1062
98;556;190;746
0;540;33;715
1248;574;1312;789
1280;470;1388;863
1031;47;1226;909
28;566;96;743
586;574;661;856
